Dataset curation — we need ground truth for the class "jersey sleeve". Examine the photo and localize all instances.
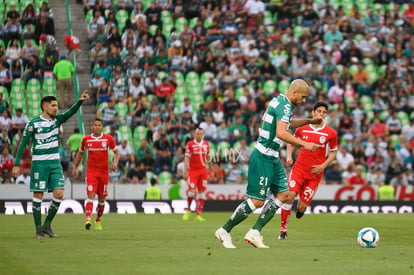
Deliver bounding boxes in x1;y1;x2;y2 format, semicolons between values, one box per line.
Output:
329;129;338;151
79;136;87;152
272;99;291;123
294;127;303;139
15;121;35;166
108;135;118;151
185;142;192;157
57;100;83;124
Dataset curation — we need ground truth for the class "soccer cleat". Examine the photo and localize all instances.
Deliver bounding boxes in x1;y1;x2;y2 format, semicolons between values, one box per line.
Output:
244;229;269;248
36;231;45;239
296;211;304;219
85;220;92;230
195;215;206;222
182;210;191;221
278;231;288;240
215;227;236;248
95;221;102;231
42;226;58;238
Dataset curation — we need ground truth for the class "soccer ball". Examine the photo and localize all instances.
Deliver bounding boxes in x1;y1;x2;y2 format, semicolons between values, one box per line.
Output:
357;227;380;248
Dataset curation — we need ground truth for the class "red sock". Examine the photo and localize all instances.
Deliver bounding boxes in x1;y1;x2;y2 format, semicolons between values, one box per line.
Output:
281;207;291;232
96;202;105;221
196;198;204;216
186;189;196;210
85;200;93;221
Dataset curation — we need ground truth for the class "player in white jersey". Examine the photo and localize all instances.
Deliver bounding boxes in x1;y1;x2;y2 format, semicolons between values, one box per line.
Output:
12;90;90;238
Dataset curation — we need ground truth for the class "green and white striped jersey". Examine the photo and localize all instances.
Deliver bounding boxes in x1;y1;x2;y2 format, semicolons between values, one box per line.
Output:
256;94;294;159
15;101;82;165
101;107;118;122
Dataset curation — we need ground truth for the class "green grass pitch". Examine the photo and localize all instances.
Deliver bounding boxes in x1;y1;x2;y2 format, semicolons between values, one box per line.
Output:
1;213;413;274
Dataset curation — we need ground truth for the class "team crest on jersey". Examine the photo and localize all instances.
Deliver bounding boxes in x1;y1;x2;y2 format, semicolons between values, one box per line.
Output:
28;126;33;132
319;136;326;144
289;180;296;188
87;185;93;191
102;141;107;147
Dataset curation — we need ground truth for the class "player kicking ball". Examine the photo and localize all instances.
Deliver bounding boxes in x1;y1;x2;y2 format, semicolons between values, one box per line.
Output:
279;101;338;240
72;118;120;231
182;127;210;222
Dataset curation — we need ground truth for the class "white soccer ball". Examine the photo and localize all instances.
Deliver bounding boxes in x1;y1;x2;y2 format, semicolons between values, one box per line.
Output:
357;227;380;248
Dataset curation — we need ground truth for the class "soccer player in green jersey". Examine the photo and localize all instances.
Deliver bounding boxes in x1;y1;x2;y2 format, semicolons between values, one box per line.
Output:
215;79;321;248
12;90;90;238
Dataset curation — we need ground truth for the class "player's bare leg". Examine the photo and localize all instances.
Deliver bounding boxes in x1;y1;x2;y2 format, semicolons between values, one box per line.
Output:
280;190;297;240
195;191;206;222
42;189;63;238
85;193;96;230
296;199;308;219
95;196;105;231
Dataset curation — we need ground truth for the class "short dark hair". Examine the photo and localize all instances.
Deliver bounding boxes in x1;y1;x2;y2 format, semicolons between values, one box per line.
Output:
92;118;103;125
313;101;329;112
74;127;80;133
40;96;57;111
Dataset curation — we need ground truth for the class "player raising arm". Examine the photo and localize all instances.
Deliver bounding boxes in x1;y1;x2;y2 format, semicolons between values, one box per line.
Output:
12;90;90;238
182;127;210;222
72;118;119;231
215;79;321;248
279;101;338;240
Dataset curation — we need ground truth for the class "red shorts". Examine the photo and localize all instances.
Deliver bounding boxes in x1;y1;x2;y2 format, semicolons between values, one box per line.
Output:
288;166;323;205
86;172;109;197
187;170;208;192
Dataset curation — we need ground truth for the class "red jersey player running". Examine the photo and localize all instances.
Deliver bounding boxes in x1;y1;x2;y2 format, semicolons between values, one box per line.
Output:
279;101;338;240
182;127;210;222
72;118;120;230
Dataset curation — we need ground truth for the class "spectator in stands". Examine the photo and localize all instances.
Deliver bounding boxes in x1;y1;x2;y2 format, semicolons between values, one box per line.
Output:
34;15;55;42
64;35;83;71
118;140;133;167
107;125;122;145
155;77;175;104
90;40;107;73
347;166;366;185
0;110;11;134
325;162;342;185
5;39;22;67
4;4;22;46
66;128;83;161
154;148;173;174
53;55;74;108
224;161;244;184
223;89;240;123
9;108;28;142
21;39;39;68
39;34;59;65
97;100;119;127
386;110;402;136
136;139;154;161
370;117;389;138
0;61;12;93
366;166;386;186
90;72;105;103
21;4;37;28
336;145;355;172
126;160;146;184
87;10;105;47
208;162;224;184
145;2;162;27
25;55;42;82
0;94;9;114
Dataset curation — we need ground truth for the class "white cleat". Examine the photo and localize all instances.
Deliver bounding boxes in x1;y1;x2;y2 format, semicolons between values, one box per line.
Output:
215;227;237;249
244;229;269;248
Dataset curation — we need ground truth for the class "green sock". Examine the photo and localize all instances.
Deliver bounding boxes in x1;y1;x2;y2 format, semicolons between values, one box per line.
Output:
43;199;61;227
32;199;42;233
223;200;255;233
252;199;281;232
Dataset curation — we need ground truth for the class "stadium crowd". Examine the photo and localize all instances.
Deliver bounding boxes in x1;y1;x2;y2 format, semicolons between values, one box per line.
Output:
0;0;414;189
